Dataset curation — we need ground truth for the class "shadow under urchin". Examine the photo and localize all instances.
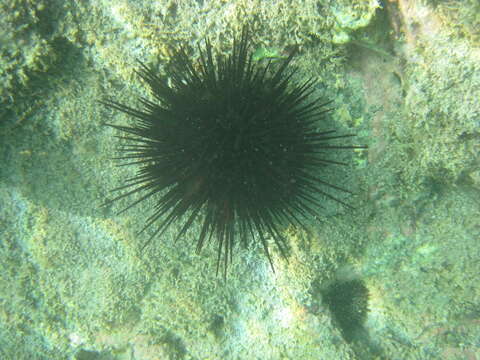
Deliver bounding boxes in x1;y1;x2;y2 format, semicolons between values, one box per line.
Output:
101;27;365;277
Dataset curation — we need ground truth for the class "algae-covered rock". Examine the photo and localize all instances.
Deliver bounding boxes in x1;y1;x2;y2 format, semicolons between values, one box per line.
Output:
1;0;479;359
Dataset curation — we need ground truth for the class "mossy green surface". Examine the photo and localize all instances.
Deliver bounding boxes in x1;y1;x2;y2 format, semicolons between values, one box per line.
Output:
431;0;480;43
1;0;479;359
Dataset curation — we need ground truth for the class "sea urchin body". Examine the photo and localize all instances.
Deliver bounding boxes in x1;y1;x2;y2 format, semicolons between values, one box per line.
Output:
102;28;363;276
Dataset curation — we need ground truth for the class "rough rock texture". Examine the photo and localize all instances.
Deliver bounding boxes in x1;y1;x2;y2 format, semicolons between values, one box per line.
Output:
1;0;478;359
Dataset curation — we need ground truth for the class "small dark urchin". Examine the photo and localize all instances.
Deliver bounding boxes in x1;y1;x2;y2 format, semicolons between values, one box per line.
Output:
102;28;364;276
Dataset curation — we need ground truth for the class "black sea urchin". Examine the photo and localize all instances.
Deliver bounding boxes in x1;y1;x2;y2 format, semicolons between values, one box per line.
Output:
102;28;364;276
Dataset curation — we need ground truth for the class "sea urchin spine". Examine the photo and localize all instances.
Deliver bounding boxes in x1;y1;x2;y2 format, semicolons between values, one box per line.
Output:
101;27;365;277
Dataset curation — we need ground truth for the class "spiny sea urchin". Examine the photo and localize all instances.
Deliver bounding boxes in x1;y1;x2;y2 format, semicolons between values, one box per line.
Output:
322;280;369;342
102;27;364;277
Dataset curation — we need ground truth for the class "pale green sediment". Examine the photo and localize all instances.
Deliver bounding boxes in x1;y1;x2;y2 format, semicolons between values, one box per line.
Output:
1;0;479;359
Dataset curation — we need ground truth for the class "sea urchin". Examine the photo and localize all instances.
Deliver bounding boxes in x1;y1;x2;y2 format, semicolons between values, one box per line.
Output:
102;28;363;276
